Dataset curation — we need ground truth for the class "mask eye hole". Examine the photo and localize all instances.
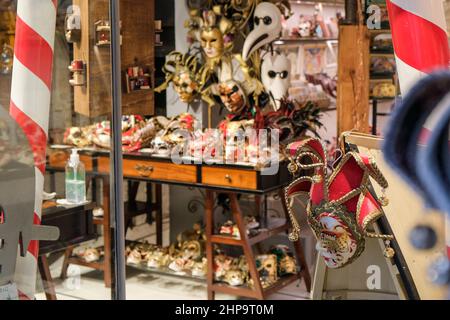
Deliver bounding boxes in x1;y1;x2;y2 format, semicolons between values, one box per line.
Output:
280;71;289;79
232;85;239;93
268;71;277;79
263;16;272;25
254;16;260;25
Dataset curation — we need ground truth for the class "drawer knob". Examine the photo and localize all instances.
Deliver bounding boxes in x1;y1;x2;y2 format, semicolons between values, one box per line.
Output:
135;164;154;176
225;174;232;182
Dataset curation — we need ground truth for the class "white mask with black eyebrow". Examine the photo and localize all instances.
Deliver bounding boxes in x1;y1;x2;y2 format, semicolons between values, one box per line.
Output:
242;2;282;61
261;51;291;110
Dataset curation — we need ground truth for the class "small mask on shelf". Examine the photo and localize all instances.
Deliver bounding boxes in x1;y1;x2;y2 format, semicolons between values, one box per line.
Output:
224;269;246;287
256;254;278;286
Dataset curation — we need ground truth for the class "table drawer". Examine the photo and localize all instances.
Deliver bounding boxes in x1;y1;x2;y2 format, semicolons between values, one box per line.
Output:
98;157;197;183
201;167;257;190
48;151;93;171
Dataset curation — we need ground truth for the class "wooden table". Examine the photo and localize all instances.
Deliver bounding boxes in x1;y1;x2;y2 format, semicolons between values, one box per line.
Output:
47;148;311;300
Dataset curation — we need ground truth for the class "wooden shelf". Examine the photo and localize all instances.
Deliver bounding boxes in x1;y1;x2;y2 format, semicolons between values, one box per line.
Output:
73;0;155;117
212;218;288;246
127;262;206;283
212;274;300;299
92;200;148;225
66;256;105;270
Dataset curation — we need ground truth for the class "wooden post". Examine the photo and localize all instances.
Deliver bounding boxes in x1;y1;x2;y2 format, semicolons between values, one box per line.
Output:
336;24;370;135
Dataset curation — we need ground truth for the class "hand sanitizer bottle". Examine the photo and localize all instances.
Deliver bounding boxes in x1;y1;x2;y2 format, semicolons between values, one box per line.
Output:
65;149;86;204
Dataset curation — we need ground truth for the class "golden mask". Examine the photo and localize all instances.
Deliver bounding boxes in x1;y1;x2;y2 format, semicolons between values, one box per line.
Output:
155;52;208;105
173;68;199;103
200;27;224;60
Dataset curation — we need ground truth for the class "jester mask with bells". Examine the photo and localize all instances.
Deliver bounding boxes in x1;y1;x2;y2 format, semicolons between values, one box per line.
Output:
261;51;291;111
242;2;282;61
155;52;207;104
284;138;394;269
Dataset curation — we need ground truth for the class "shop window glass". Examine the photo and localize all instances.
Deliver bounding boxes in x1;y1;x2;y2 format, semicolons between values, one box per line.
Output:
0;0;115;300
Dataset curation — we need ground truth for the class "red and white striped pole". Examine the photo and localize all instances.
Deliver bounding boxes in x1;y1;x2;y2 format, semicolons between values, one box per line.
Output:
9;0;57;299
386;0;450;261
386;0;450;95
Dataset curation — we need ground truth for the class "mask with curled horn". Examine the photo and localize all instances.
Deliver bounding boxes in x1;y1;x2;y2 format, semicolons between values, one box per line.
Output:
284;138;394;269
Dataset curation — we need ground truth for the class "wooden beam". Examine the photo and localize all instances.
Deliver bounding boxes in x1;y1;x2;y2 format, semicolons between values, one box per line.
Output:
337;25;370;135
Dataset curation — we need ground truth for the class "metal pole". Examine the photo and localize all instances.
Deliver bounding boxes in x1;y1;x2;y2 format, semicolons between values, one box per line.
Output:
109;0;126;300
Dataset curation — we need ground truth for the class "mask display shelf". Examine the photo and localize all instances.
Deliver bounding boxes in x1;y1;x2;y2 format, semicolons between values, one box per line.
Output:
365;0;399;136
72;0;156;118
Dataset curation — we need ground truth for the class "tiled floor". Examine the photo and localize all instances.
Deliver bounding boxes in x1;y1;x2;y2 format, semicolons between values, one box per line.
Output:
35;218;310;300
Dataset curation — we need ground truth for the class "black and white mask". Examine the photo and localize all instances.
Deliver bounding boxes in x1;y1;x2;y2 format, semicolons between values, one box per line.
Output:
261;52;291;110
242;2;282;61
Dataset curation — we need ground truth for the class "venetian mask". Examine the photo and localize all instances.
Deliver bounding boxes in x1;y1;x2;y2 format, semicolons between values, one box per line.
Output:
270;245;297;276
169;258;187;273
0;44;13;75
147;249;169;269
279;256;297;275
261;51;291;110
155;52;205;104
214;254;233;281
243;2;282;61
191;258;207;277
224;270;246;287
201;27;225;60
309;203;361;269
83;248;100;263
256;254;278;285
181;240;202;260
173;68;200;103
285;138;394;269
218;80;247;114
298;21;311;38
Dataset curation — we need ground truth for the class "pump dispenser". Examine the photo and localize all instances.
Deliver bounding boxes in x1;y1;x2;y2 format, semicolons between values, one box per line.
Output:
65;149;86;204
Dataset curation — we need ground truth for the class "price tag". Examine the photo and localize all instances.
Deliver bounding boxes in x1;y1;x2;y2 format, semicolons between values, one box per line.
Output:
0;283;19;300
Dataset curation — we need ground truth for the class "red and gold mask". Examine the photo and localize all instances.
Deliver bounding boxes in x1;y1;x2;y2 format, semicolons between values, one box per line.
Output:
285;138;393;268
217;80;246;114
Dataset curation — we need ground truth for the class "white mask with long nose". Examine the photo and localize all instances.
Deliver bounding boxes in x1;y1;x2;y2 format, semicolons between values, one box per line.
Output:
242;2;282;61
261;51;291;110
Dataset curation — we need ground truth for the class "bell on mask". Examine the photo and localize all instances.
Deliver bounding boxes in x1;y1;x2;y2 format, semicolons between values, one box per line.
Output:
242;2;282;61
261;51;291;110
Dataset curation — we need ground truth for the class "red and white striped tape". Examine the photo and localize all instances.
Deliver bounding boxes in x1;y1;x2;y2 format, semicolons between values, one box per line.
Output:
9;0;57;299
387;0;450;260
